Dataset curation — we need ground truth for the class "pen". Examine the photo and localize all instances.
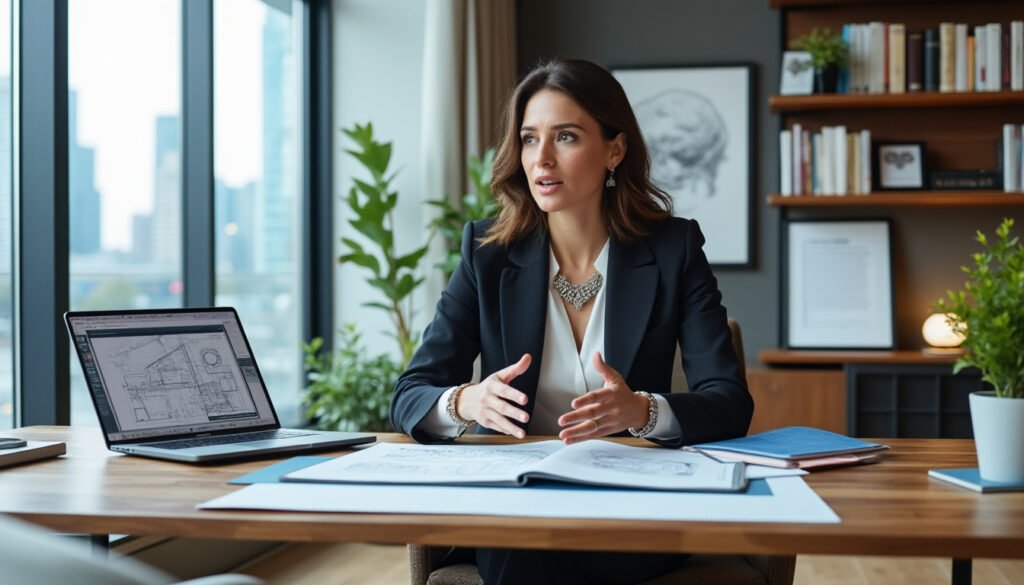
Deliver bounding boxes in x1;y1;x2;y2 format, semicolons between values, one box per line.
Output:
683;445;728;464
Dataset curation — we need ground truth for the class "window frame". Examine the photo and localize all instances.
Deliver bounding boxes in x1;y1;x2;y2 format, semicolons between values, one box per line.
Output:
15;0;332;426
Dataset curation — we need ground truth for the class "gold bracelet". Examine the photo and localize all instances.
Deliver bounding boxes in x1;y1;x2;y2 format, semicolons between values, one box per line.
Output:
627;391;658;438
445;383;474;427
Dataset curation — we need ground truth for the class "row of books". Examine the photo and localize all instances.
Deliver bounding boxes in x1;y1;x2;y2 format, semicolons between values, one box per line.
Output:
779;125;871;197
838;21;1024;94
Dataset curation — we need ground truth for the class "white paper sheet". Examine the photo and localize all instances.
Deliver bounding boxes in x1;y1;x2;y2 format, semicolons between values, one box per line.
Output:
199;476;839;524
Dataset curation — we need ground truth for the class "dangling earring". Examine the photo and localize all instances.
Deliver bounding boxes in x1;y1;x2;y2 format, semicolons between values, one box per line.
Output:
605;167;617;188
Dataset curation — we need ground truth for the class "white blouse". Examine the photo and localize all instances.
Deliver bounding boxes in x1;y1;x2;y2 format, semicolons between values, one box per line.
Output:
419;241;682;440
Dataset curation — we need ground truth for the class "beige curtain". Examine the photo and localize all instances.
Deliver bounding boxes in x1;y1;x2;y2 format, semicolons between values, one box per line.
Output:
419;0;517;314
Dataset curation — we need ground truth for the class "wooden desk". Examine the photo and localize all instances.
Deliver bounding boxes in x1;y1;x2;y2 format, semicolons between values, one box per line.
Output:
2;427;1023;562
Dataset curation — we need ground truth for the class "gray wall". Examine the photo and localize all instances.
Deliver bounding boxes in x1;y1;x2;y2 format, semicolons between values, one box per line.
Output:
517;0;782;360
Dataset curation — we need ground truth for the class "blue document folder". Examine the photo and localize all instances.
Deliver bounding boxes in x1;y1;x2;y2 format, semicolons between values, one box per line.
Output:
928;468;1024;493
693;426;887;460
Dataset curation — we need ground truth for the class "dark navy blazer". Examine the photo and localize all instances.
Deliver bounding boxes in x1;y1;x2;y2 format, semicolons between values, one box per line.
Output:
389;217;753;448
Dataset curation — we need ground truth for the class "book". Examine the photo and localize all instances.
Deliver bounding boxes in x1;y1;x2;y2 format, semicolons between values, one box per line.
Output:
955;23;968;92
976;25;988;90
939;22;955;93
929;169;1002;190
281;439;747;492
780;130;793;196
693;427;889;469
868;22;886;94
888;24;906;94
924;28;940;92
1013;21;1024;91
929;468;1024;493
1003;124;1018;192
907;31;924;92
0;440;66;469
987;23;1002;91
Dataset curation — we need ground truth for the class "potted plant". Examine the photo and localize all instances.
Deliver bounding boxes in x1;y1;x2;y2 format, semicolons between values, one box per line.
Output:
936;218;1024;482
794;27;848;94
302;122;429;432
303;325;402;432
427;148;498;276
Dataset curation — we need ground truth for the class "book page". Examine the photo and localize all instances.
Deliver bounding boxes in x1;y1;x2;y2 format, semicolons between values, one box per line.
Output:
528;440;744;491
282;440;564;485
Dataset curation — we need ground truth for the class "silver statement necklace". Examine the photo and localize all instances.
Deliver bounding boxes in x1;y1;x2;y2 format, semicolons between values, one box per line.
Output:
553;271;603;311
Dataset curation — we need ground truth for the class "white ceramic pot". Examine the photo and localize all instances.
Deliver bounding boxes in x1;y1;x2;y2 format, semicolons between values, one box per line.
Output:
970;390;1024;483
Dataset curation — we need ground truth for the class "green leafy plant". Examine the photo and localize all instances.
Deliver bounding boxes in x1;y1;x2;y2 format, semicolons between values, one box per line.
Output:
338;122;428;367
302;324;401;432
936;218;1024;398
795;27;848;69
427;148;499;275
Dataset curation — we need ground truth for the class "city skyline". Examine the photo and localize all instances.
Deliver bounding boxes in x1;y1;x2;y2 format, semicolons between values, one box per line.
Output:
69;0;272;252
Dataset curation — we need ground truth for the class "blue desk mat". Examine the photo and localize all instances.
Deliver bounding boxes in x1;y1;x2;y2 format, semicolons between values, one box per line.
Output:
229;456;772;495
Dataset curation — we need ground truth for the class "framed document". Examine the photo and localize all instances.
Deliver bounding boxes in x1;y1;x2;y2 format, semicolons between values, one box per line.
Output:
779;51;814;96
783;219;894;349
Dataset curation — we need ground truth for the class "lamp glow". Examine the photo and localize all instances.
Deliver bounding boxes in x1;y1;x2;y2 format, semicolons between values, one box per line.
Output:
922;313;966;349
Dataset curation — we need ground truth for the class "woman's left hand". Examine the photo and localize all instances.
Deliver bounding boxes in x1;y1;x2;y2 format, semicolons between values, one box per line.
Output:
557;352;651;445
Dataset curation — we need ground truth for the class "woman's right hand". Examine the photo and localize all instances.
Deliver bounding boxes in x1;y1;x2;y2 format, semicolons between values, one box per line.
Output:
456;354;532;439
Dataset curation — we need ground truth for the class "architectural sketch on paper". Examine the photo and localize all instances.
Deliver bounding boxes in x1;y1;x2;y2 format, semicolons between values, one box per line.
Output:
587;449;696;476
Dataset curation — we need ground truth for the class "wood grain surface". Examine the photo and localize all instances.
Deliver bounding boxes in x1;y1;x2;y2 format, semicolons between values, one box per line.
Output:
2;427;1022;559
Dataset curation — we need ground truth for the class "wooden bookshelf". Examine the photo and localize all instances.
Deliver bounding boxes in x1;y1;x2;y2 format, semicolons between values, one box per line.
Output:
767;191;1024;207
772;0;997;9
770;91;1024;113
759;349;961;365
772;0;1024;352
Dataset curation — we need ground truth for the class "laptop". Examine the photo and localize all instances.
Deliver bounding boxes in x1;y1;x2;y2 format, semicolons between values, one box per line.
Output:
65;307;376;463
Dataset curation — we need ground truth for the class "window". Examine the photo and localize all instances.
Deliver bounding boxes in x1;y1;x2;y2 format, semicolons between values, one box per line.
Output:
0;0;12;429
214;0;304;426
67;0;183;425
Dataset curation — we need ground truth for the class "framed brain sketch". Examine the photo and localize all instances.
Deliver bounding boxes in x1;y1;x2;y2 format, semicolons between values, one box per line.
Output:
613;64;755;267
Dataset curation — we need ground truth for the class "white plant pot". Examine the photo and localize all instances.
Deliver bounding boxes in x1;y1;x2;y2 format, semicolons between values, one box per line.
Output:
970;391;1024;483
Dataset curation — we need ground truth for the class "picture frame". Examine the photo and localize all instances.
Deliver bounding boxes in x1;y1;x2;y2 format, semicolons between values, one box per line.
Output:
873;142;927;190
613;63;755;268
781;219;895;349
779;51;814;96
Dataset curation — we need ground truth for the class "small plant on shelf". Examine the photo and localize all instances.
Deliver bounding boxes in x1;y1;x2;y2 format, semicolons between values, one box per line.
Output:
794;27;847;93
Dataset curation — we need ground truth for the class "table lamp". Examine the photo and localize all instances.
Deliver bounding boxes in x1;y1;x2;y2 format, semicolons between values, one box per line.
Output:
921;312;966;356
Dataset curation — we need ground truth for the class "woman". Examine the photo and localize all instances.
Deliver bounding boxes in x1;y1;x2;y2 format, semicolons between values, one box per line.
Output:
390;58;753;585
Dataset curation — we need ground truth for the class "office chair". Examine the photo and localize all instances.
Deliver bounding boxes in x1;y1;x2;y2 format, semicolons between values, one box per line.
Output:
408;320;797;585
0;514;265;585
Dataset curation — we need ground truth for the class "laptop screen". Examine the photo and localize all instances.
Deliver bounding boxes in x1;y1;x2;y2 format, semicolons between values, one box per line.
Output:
66;309;280;443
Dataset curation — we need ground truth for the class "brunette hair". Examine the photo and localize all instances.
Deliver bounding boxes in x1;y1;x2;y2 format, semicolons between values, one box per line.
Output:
481;58;673;247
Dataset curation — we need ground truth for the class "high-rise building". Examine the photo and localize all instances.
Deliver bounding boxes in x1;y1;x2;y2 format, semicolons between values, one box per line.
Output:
257;10;297;275
151;115;180;269
215;178;255;274
130;213;153;264
68;90;101;255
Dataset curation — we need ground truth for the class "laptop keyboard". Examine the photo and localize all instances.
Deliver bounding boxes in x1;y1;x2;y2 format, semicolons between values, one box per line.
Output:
153;429;316;450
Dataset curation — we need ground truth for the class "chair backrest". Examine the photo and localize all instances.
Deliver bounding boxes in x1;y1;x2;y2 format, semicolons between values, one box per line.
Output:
0;514;175;585
0;514;264;585
671;318;745;393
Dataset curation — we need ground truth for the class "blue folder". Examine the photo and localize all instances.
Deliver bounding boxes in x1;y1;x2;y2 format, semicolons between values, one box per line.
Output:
693;426;886;460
